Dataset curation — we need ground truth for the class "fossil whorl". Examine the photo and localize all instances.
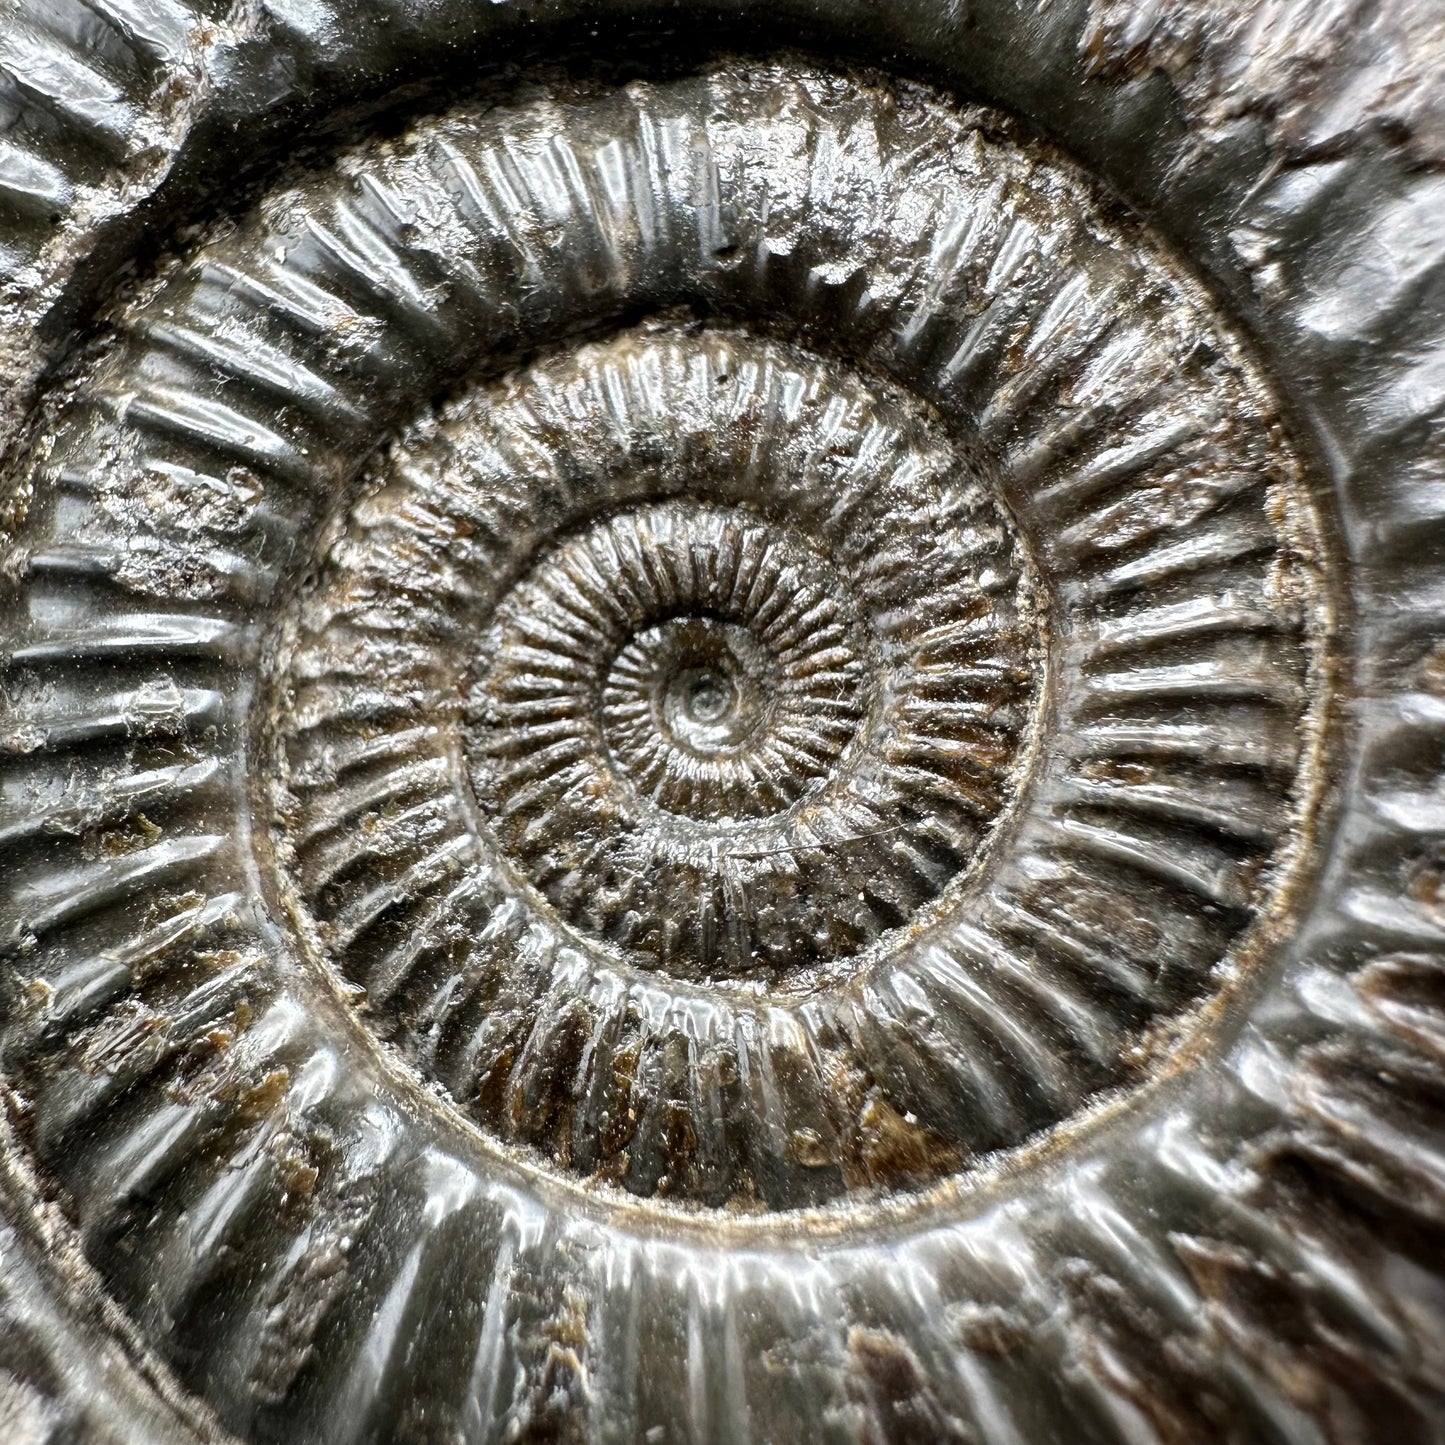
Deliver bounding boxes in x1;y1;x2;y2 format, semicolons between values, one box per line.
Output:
0;7;1443;1445
270;277;1319;1208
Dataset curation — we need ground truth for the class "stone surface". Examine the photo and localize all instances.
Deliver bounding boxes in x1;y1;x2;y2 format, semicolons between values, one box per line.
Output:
1;3;1443;1443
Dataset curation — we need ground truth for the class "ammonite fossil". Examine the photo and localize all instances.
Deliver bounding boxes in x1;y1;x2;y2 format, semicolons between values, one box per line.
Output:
0;2;1442;1442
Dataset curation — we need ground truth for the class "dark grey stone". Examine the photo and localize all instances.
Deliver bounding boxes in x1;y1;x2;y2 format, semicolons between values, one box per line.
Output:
1;2;1443;1442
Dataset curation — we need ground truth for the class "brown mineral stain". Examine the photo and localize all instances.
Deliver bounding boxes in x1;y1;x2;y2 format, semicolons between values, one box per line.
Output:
237;1068;290;1123
856;1093;967;1186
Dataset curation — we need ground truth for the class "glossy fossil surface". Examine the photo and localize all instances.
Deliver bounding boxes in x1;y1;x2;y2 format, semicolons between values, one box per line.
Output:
1;4;1444;1445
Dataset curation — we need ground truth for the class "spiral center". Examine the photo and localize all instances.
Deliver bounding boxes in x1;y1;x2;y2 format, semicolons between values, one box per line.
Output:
679;669;731;726
653;621;764;752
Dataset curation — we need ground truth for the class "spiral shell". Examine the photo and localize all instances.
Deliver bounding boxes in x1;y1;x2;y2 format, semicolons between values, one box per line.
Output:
1;5;1443;1443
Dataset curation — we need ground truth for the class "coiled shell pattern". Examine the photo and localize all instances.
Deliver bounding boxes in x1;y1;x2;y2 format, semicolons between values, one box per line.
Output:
1;4;1442;1443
